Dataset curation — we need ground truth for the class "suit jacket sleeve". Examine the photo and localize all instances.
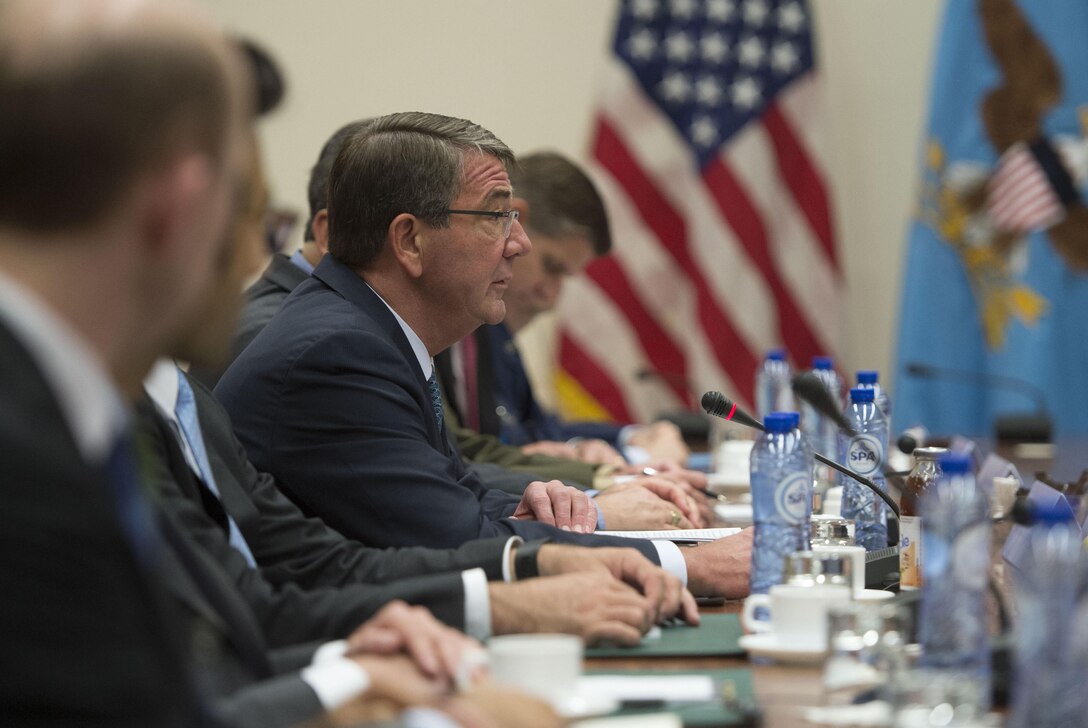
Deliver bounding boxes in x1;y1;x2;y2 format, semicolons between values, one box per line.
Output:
140;404;472;638
212;673;324;728
188;376;512;585
453;426;598;487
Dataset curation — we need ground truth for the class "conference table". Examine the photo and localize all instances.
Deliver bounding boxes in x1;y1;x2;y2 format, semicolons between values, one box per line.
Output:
584;600;825;727
574;437;1079;727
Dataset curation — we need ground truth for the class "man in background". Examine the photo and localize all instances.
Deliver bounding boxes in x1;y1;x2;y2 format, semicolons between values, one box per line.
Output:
439;152;691;468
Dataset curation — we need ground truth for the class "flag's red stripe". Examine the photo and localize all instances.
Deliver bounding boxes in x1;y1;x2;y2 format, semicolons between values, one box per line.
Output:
558;332;634;422
763;103;839;273
593;117;758;404
585;255;692;408
702;155;827;368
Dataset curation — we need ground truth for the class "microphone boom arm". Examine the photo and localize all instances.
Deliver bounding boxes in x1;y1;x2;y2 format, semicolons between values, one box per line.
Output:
815;452;900;518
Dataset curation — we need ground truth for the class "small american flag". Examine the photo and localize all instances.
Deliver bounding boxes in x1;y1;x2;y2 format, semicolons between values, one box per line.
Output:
987;141;1067;234
557;0;841;421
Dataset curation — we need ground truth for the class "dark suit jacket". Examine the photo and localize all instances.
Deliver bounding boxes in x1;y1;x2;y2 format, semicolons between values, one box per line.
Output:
0;322;203;727
216;256;658;561
146;373;512;596
190;254;308;390
478;323;623;446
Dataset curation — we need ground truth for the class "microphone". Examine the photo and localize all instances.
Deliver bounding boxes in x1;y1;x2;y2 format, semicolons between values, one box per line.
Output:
791;373;856;436
903;362;1052;442
701;391;900;518
701;391;765;431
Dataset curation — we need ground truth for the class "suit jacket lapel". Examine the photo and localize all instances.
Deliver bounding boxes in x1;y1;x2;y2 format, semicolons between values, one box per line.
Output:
312;256;446;450
136;397;273;677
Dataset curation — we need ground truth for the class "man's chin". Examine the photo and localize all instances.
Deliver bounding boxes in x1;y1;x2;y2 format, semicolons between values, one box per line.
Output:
481;301;506;326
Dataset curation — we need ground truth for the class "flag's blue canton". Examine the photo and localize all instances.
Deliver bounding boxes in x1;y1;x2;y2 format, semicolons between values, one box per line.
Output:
614;0;814;169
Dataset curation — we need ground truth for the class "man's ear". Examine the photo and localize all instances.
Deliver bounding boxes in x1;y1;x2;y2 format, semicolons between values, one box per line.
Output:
388;212;424;278
311;209;330;255
137;153;216;259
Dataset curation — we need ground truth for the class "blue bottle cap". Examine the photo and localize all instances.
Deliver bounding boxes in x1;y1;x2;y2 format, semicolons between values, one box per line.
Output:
1032;501;1076;525
938;452;972;475
783;411;801;429
849;387;875;403
857;370;878;385
812;356;834;370
766;349;786;362
764;412;793;433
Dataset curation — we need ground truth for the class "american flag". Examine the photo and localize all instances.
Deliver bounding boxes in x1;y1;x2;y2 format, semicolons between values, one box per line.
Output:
556;0;841;423
986;141;1067;234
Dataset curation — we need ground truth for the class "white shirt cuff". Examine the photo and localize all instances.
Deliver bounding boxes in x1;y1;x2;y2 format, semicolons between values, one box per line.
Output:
300;656;370;710
403;707;463;728
651;540;688;586
310;639;348;664
461;567;492;641
500;536;522;582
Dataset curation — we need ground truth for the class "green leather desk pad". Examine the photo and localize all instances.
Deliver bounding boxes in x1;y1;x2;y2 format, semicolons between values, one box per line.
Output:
584;613;745;658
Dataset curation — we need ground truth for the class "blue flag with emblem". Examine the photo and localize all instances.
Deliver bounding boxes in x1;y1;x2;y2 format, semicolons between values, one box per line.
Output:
894;0;1088;438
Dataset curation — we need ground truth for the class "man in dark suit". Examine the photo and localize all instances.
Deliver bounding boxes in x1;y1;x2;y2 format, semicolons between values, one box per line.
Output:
216;112;751;597
0;1;252;724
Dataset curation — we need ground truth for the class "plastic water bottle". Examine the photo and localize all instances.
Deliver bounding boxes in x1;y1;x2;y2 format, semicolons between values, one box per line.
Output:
855;369;891;422
755;349;794;420
801;356;843;482
1008;502;1088;727
749;411;814;594
918;453;992;715
838;387;888;551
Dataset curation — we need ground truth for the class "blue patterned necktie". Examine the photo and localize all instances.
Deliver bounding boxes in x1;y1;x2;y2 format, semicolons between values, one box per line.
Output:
103;430;160;568
427;372;444;428
175;372;257;567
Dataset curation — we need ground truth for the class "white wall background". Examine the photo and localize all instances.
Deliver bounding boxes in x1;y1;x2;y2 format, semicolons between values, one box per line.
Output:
200;0;944;410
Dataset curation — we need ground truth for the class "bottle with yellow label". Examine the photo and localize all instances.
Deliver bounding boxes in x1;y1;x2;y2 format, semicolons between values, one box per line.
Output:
899;446;946;589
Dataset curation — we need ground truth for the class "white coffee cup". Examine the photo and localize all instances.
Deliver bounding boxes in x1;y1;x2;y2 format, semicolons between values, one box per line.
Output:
813;544;867;597
487;633;582;706
741;583;851;648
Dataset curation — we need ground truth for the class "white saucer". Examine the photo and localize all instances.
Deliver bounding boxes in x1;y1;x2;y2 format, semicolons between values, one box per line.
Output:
855;589;896;602
555;690;620;720
738;632;827;665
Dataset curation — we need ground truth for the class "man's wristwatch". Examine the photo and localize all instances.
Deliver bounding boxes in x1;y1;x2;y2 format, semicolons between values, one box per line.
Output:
513;538;552;580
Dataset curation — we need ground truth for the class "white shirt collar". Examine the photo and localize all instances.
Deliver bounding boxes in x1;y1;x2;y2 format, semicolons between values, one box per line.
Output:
365;283;432;380
144;358;181;425
0;268;128;464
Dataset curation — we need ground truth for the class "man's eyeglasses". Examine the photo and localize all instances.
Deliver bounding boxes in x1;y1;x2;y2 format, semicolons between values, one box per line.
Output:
445;209;520;240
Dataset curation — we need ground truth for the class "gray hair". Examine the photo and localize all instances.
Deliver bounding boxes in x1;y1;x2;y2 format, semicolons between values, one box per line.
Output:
327;111;515;269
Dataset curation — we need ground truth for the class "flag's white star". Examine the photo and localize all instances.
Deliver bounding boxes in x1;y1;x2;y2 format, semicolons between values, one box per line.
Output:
659;71;692;102
737;34;765;68
664;29;695;62
700;31;730;63
630;0;659;21
776;1;806;33
731;76;762;109
695;75;724;106
669;0;698;21
627;28;658;60
691;116;719;147
706;0;735;23
771;41;800;73
743;0;769;27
